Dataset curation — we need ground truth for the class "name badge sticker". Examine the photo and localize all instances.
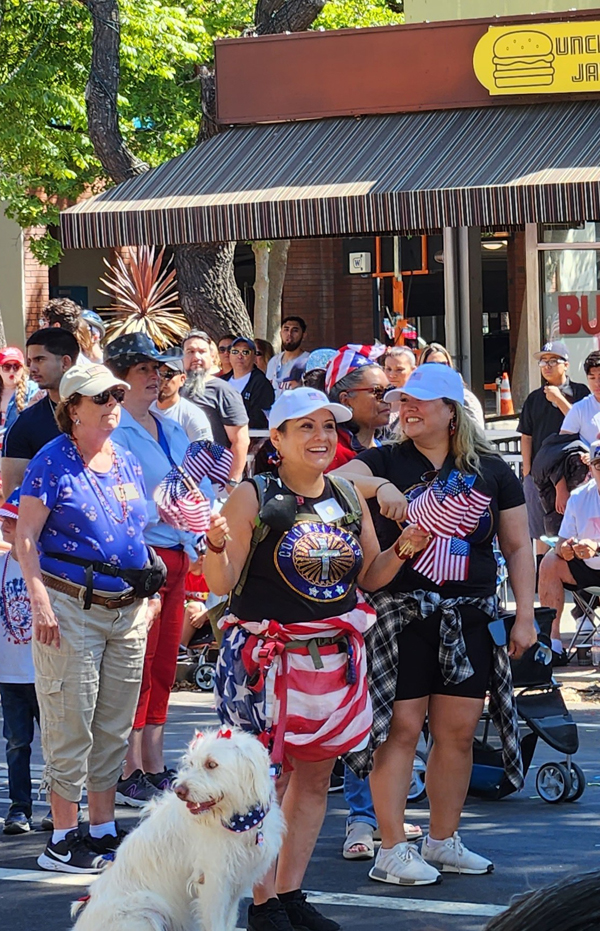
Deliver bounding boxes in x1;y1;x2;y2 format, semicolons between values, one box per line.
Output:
113;482;140;502
313;497;346;523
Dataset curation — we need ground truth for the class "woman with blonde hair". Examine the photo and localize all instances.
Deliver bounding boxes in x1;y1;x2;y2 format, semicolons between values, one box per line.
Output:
336;363;535;886
0;348;39;447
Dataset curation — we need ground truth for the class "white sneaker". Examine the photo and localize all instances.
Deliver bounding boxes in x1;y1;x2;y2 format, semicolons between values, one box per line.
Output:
369;842;442;886
422;833;494;875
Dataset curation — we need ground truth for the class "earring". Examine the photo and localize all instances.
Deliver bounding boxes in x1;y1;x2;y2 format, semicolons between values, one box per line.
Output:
449;415;456;436
73;418;81;425
267;449;282;468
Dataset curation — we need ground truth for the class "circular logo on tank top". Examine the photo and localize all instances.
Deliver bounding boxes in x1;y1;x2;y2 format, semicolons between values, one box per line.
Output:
274;521;363;602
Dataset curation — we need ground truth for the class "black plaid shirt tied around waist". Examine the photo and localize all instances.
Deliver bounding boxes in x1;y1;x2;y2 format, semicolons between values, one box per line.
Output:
345;589;524;791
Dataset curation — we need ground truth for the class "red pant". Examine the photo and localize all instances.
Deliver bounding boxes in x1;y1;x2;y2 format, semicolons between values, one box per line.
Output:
133;547;188;728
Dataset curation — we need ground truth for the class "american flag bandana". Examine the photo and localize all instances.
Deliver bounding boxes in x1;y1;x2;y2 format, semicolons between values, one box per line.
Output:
406;469;492;585
154;440;233;533
324;344;386;393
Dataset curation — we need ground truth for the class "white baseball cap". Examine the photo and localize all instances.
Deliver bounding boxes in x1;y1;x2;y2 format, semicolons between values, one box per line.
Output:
386;362;465;406
268;387;352;430
59;363;130;401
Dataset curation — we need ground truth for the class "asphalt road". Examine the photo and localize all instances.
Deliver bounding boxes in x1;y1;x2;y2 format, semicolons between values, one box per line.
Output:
1;689;599;931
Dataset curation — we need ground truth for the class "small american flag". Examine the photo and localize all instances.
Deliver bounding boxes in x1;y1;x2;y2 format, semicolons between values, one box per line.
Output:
406;470;491;584
154;469;212;533
183;441;233;491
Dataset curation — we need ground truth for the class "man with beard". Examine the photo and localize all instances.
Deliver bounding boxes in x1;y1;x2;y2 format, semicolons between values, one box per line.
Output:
181;331;249;488
151;352;213;442
266;316;310;397
2;329;79;495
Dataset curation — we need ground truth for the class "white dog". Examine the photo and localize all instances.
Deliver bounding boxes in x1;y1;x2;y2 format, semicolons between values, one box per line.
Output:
72;728;284;931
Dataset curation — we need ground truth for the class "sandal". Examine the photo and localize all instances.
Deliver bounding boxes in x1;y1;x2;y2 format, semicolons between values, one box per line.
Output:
343;821;375;860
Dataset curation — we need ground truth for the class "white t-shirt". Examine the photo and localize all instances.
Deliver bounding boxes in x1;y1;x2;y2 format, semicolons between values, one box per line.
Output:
0;553;34;684
559;479;600;569
228;372;252;394
266;351;310;397
150;397;212;444
561;394;600;447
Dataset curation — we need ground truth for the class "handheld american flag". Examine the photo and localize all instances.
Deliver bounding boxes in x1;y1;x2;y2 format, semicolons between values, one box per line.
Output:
406;469;491;584
153;441;232;533
183;441;233;491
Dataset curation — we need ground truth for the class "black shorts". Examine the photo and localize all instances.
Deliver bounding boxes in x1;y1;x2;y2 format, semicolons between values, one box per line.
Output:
395;604;493;701
564;557;600;592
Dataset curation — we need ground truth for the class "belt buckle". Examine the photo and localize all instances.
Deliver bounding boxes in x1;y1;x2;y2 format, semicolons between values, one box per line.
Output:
105;590;136;609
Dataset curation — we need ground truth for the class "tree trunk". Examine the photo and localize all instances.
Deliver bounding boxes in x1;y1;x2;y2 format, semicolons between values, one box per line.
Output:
252;242;270;339
267;239;290;346
174;243;253;339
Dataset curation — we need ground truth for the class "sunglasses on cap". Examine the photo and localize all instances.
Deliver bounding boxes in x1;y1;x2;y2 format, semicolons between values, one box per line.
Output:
90;388;126;405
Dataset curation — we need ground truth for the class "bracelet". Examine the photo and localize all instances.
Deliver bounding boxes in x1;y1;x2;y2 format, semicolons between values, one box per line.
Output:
393;537;413;560
206;537;227;554
377;481;395;494
228;479;241;487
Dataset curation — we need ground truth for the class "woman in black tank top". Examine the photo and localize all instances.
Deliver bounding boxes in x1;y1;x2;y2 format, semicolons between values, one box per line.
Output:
204;388;430;931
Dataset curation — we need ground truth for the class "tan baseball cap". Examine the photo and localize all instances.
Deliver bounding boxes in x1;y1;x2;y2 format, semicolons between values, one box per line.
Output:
59;363;130;401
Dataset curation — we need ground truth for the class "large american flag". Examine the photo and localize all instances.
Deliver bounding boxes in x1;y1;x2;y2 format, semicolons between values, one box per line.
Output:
406;469;491;584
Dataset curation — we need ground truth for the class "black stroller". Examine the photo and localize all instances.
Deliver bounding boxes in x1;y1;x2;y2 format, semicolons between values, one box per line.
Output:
177;622;220;691
408;608;585;806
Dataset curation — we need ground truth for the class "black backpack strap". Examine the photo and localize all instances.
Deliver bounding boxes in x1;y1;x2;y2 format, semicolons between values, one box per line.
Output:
232;474;272;598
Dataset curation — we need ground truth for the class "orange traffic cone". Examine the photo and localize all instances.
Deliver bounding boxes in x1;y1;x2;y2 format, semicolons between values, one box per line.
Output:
500;372;514;416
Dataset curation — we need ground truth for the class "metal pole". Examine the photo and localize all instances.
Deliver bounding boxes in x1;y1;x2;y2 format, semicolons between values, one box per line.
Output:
443;227;460;367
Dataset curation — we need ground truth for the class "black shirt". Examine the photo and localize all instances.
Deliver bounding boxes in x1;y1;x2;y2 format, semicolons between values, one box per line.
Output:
357;441;524;599
231;477;363;623
518;379;589;461
222;367;275;429
3;395;60;460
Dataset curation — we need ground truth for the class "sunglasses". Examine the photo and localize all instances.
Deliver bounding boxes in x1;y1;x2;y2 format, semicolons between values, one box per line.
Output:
538;358;563;368
159;368;179;380
91;388;126;405
230;348;252;357
1;363;22;373
218;345;233;354
255;350;263;357
347;385;392;401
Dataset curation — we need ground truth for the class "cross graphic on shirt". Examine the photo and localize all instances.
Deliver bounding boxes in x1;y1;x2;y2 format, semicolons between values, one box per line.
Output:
308;537;340;582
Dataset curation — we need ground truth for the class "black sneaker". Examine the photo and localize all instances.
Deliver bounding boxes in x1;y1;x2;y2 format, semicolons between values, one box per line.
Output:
115;769;158;807
39;805;85;832
3;809;32;835
85;825;128;859
248;899;294;931
145;767;177;791
280;890;341;931
37;828;109;874
552;649;570;667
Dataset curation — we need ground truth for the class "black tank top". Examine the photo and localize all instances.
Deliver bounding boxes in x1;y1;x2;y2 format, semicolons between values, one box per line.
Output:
231;477;363;624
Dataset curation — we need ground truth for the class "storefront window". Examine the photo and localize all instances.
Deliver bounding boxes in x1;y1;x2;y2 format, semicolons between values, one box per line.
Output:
542;222;600;244
542;248;600;379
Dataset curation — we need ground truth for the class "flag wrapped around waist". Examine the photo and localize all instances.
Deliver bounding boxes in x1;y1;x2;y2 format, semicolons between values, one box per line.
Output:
406;469;491;584
153;440;233;533
214;594;376;764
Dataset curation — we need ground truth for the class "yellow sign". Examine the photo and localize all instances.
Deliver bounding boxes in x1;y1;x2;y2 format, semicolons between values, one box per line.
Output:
473;22;600;95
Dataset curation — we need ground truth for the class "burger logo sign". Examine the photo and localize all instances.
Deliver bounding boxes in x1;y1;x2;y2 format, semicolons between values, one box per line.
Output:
474;23;600;95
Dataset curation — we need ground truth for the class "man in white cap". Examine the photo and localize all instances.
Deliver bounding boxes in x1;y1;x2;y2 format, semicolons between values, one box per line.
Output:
518;341;588;583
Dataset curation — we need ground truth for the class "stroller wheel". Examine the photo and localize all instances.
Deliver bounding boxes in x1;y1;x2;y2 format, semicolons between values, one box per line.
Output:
565;762;586;802
536;762;572;803
407;750;427;803
194;663;216;692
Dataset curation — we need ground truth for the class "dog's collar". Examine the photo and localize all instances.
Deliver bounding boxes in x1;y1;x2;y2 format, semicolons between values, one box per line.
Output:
222;803;269;833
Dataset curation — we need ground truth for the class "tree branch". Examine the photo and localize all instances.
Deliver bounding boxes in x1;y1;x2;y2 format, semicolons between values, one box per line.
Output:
81;0;148;184
255;0;327;35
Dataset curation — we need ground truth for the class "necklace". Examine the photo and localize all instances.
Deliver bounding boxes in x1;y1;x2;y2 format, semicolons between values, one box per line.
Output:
71;436;130;524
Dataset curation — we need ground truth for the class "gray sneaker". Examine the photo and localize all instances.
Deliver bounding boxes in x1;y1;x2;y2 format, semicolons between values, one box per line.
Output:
369;842;442;886
115;769;159;808
421;833;494;875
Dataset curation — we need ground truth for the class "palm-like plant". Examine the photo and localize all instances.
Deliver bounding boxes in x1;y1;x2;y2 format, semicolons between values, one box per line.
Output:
100;246;189;350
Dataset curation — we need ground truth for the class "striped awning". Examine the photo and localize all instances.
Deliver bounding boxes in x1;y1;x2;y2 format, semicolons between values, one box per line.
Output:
61;101;600;248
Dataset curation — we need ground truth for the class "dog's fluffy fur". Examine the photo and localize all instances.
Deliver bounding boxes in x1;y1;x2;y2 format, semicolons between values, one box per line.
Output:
72;729;284;931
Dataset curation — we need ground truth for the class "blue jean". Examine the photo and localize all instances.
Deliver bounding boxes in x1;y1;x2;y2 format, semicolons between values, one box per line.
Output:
344;764;377;829
0;682;39;815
